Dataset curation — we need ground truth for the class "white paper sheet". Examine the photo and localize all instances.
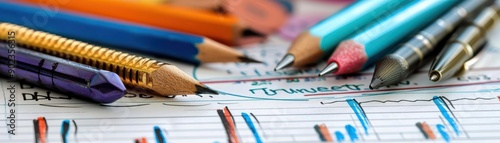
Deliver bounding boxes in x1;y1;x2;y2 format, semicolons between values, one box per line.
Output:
2;1;500;143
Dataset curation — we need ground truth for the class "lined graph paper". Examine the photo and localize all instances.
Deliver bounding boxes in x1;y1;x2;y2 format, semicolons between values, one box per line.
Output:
3;1;500;143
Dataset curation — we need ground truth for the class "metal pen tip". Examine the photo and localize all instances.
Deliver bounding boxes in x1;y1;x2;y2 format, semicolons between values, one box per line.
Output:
318;62;338;76
429;73;440;82
369;78;383;90
195;85;219;95
274;54;295;71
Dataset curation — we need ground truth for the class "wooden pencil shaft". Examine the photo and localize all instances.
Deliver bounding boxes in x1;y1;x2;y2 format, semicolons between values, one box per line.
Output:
0;23;163;91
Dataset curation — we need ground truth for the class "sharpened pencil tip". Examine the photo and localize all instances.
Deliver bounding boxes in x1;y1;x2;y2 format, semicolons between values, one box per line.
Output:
318;62;338;76
238;56;263;63
274;54;295;71
195;85;219;95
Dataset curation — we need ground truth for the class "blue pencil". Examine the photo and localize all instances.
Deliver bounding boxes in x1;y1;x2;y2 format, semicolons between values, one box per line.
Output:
319;0;459;76
0;1;259;64
274;0;411;70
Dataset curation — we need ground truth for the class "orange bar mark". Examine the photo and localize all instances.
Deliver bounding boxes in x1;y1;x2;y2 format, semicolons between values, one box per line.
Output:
224;107;239;143
421;122;436;140
319;124;334;142
141;137;148;143
38;117;48;143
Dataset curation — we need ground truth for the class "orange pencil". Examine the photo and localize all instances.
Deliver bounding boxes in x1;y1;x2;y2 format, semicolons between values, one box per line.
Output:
17;0;287;45
135;0;224;11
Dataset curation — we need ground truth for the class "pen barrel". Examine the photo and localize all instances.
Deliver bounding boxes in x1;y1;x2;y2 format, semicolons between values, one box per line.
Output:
0;43;125;103
394;0;491;67
431;6;500;81
0;23;161;91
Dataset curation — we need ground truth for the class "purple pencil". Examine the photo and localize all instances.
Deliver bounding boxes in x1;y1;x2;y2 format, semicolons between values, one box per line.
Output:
0;43;126;103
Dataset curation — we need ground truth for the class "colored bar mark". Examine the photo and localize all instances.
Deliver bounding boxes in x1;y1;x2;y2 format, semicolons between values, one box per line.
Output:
346;99;369;135
416;122;436;140
37;117;48;143
415;122;428;139
497;96;500;102
33;119;39;143
154;126;167;143
242;112;263;143
437;124;450;142
72;120;78;143
250;113;267;138
314;125;326;142
61;120;70;143
433;96;460;135
421;122;436;139
217;109;232;143
319;124;334;142
335;131;345;143
345;124;358;142
223;107;239;143
141;137;148;143
135;138;140;143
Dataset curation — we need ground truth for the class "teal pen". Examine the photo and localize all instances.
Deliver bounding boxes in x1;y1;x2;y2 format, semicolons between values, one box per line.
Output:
319;0;459;76
275;0;410;70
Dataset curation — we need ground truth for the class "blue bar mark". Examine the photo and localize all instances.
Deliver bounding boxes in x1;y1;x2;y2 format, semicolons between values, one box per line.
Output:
335;131;345;143
314;124;326;141
61;120;70;143
242;112;263;143
437;124;449;142
433;96;459;135
347;99;369;135
345;124;358;142
154;126;167;143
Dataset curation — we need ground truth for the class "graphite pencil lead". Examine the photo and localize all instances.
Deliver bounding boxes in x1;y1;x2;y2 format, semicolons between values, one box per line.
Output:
274;54;295;71
238;56;263;63
318;62;338;76
195;85;219;95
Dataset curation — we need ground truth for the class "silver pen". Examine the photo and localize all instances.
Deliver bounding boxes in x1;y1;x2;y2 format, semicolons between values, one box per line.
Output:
429;5;500;82
369;0;492;89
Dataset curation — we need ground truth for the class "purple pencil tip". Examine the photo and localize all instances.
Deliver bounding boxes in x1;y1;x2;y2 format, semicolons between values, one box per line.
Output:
89;70;126;103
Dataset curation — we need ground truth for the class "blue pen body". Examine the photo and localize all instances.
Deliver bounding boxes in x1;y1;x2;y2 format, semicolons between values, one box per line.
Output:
0;1;203;64
353;0;459;69
310;0;410;53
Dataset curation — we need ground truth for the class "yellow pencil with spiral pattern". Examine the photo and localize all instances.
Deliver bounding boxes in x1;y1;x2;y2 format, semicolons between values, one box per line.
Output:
0;23;218;96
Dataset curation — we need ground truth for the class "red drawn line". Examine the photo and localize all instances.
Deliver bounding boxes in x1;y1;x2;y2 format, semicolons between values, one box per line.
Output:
319;124;334;142
224;107;239;143
200;67;500;84
421;122;436;140
305;80;500;96
497;96;500;102
38;117;47;143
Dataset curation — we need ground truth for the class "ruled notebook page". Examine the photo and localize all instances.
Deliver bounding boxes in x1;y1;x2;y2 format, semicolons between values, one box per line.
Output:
2;1;500;143
2;24;500;142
